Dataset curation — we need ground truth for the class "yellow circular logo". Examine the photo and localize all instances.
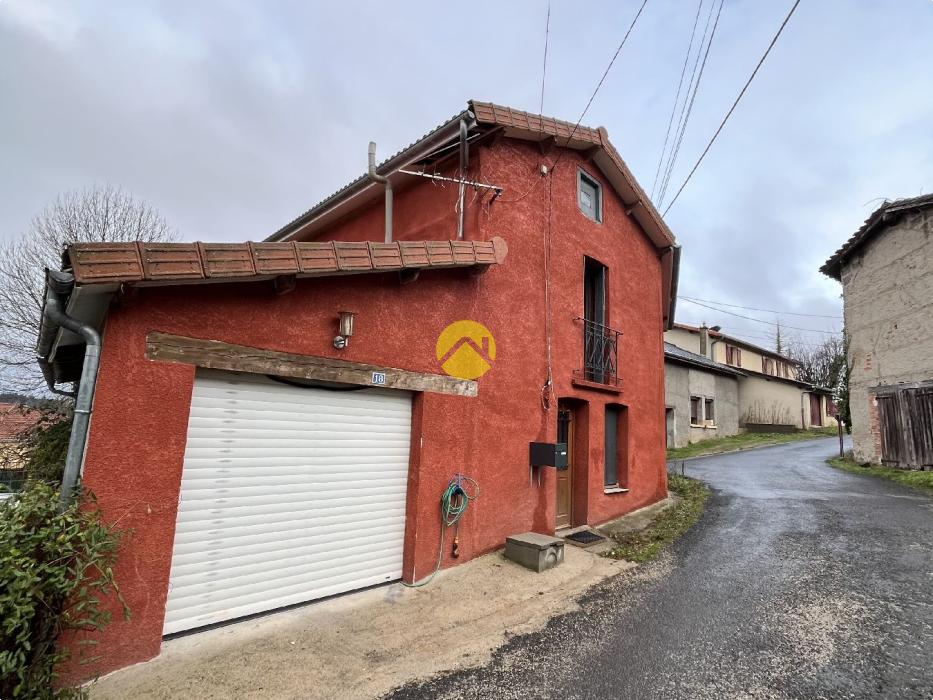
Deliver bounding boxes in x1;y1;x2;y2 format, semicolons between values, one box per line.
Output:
435;320;497;380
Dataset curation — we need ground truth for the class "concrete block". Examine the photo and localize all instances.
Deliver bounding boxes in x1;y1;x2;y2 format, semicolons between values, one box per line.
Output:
504;532;565;573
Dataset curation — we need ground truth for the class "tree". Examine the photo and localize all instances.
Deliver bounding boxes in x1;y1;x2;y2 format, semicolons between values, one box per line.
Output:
0;186;177;392
785;333;852;432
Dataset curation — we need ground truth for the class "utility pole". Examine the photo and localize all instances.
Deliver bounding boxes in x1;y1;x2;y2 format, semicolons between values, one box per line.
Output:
838;414;844;457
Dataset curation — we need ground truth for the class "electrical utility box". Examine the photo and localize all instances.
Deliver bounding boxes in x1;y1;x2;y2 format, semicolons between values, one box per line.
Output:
529;442;568;470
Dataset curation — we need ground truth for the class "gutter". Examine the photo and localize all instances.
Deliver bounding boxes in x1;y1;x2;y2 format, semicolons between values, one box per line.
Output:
267;110;475;242
37;270;102;507
367;142;393;243
663;244;681;330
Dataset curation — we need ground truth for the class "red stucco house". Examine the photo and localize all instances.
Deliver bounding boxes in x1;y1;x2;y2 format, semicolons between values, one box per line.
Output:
39;101;680;678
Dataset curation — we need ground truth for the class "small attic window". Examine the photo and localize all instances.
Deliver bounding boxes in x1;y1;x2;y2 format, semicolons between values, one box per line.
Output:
577;170;602;223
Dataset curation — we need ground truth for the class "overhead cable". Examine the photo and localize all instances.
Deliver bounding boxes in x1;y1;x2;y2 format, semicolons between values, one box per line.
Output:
679;295;842;319
663;0;803;215
680;297;841;334
651;0;705;200
551;0;650;172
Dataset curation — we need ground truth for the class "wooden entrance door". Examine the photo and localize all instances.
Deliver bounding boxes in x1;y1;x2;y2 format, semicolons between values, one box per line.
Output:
810;394;823;427
556;405;574;529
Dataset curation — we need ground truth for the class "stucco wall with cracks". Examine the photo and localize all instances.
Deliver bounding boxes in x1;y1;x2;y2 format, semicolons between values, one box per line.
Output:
840;209;933;463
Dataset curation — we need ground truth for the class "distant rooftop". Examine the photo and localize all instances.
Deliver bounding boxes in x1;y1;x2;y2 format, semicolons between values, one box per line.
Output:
663;342;745;377
0;403;40;441
671;322;794;363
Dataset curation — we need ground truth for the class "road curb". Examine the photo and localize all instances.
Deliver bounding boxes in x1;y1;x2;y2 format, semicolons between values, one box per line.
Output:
667;435;838;466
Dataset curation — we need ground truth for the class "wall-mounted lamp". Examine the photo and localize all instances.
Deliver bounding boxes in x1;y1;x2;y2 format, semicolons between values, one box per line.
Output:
334;311;356;349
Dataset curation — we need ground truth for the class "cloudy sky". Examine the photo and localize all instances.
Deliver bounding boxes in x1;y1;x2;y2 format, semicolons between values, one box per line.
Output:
2;0;931;350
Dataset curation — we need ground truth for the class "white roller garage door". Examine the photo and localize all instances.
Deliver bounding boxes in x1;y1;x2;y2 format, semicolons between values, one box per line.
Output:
163;369;412;635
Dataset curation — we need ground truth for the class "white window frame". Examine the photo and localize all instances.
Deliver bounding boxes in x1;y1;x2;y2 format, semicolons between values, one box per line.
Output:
577;169;602;223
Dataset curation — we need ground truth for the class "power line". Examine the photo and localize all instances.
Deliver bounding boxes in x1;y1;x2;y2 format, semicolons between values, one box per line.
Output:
676;322;831;346
680;298;841;334
658;0;725;206
719;331;831;349
551;0;650;172
651;0;704;200
539;1;551;115
663;0;803;215
679;295;842;319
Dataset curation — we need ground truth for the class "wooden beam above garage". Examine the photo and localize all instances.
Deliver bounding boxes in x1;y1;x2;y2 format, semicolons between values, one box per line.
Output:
146;332;478;397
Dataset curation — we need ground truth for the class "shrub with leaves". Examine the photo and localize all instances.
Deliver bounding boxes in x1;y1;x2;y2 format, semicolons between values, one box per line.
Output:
0;482;126;699
22;411;72;484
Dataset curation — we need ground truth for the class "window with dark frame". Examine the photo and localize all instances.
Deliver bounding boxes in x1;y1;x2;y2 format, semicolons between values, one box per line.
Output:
578;170;602;223
705;398;715;423
726;344;742;367
690;396;702;425
604;405;629;488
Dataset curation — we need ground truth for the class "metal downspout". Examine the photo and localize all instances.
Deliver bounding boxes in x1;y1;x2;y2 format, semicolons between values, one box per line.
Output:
42;293;101;507
368;142;393;243
457;118;469;240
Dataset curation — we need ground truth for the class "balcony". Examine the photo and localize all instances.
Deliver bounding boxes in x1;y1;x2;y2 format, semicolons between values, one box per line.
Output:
574;318;622;388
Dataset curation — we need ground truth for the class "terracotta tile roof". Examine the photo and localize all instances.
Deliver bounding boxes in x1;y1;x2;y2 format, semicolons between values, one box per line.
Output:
469;101;603;145
66;237;508;286
267;109;472;242
821;193;933;280
268;99;676;250
0;403;40;441
469;101;674;248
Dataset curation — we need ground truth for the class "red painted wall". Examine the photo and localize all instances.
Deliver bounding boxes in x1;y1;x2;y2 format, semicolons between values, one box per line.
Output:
68;137;668;680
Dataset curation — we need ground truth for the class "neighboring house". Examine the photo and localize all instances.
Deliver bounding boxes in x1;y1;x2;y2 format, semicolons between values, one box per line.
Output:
821;194;933;468
0;403;40;498
38;100;681;678
665;323;834;430
664;342;743;448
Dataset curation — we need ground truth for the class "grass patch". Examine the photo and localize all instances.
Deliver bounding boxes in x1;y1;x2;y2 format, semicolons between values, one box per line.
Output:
603;474;709;563
827;456;933;494
666;427;838;460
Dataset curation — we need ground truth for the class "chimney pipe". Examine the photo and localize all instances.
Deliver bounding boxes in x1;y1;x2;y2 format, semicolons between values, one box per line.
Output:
368;141;393;243
700;324;710;358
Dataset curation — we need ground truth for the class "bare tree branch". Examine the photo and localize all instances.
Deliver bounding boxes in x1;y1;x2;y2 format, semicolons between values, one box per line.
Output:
0;186;177;392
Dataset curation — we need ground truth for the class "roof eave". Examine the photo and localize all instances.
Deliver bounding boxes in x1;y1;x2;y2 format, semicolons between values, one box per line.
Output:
267;110;474;242
664;354;745;378
820;194;933;281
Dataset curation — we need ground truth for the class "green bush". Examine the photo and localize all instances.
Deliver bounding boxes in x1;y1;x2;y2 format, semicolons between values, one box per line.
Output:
23;412;72;485
0;482;126;699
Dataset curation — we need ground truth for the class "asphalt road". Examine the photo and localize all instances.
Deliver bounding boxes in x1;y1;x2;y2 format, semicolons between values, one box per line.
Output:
388;438;933;699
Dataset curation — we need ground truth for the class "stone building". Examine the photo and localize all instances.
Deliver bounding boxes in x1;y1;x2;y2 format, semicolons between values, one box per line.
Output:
821;194;933;468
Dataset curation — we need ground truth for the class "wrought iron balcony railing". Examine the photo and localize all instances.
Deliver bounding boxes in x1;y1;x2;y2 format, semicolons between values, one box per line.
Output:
575;318;622;386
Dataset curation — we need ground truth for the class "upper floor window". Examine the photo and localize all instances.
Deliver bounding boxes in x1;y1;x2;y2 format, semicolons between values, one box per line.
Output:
726;344;742;367
578;170;602;223
762;357;776;375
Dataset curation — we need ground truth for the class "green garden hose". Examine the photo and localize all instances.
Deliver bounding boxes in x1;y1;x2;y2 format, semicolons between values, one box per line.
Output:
401;473;479;588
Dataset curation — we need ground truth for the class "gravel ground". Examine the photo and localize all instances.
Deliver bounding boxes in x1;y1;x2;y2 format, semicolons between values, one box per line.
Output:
388;437;933;699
